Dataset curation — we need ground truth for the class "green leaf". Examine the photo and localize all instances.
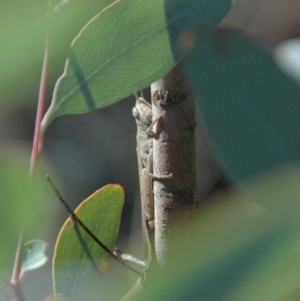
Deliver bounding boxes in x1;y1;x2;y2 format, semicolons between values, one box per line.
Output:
185;29;300;181
243;163;300;222
53;184;124;300
42;0;232;128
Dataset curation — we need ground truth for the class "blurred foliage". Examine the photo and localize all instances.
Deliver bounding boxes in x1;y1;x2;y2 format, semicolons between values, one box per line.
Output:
53;164;300;301
0;147;52;272
185;29;300;181
130;165;300;301
0;0;115;110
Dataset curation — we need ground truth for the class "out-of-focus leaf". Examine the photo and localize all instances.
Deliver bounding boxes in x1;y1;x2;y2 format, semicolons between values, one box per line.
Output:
21;240;48;272
0;0;114;110
243;163;300;222
42;0;232;128
132;165;300;301
53;184;124;300
0;1;46;108
223;227;300;301
185;29;300;181
0;148;50;271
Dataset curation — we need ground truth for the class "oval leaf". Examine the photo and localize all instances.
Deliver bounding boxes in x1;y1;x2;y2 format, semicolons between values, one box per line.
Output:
42;0;232;128
53;184;124;299
185;29;300;181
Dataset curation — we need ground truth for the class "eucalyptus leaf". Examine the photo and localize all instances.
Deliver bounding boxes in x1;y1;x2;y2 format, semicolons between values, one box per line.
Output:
53;184;124;299
42;0;232;128
185;29;300;181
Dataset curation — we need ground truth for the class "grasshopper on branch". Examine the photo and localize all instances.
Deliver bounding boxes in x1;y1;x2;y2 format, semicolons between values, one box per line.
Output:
132;93;155;267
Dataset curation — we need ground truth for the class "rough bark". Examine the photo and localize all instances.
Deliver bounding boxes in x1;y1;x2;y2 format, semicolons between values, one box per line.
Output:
150;63;197;267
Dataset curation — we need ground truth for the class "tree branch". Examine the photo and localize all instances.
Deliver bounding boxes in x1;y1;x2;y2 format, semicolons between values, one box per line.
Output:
151;63;197;267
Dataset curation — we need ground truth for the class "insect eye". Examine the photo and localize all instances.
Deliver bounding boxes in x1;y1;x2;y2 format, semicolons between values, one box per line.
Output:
132;106;139;118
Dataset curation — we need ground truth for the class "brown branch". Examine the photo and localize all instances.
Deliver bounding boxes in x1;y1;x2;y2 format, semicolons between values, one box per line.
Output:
10;234;27;301
29;37;49;178
151;63;197;267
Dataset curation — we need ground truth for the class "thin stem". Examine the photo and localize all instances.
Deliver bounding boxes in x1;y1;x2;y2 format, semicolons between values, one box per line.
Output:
46;175;144;277
29;37;49;178
10;234;27;301
10;234;23;285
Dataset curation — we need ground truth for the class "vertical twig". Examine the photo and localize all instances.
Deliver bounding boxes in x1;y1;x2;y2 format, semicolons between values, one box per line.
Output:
12;4;52;301
151;63;197;267
10;234;23;286
9;3;52;301
29;37;49;178
10;234;27;301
